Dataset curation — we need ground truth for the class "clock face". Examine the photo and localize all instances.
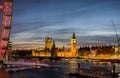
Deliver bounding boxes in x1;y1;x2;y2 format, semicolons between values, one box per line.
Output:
71;40;76;43
74;40;76;43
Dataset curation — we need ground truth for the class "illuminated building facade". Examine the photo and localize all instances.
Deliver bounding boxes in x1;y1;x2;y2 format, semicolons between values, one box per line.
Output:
8;41;12;51
51;40;57;57
8;41;13;60
32;33;78;58
45;37;52;51
6;41;12;61
71;33;77;56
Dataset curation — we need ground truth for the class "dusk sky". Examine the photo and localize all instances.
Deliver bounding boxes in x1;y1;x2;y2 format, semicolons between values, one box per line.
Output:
0;0;120;49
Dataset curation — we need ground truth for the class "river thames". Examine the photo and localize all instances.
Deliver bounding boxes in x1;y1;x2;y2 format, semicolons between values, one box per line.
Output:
0;59;120;78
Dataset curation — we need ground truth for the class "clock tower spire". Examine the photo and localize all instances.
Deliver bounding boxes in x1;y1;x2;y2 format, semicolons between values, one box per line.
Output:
71;33;77;56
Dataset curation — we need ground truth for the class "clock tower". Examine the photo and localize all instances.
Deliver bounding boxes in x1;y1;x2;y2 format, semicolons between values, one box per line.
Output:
71;33;77;56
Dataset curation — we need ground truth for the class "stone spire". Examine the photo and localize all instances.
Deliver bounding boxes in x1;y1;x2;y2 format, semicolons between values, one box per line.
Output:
72;33;76;39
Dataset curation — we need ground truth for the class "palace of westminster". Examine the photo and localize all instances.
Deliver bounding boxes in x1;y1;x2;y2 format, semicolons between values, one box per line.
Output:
31;33;119;58
11;33;119;59
32;33;78;57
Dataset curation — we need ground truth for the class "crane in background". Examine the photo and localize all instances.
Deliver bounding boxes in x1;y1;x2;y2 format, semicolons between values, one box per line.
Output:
112;20;120;53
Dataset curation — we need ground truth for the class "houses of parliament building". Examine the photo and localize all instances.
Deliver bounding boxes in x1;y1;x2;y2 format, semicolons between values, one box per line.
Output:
32;33;78;57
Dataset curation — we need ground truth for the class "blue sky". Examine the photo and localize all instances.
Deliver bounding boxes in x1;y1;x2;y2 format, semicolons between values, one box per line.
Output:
0;0;120;49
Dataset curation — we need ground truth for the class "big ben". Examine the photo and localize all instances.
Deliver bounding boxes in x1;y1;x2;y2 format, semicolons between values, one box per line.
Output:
71;33;77;55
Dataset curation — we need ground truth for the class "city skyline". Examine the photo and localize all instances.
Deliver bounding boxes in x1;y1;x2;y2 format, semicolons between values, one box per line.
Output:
0;0;120;49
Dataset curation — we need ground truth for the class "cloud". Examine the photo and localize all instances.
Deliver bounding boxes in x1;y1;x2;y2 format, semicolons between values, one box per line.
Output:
6;0;120;49
11;20;62;34
77;35;118;46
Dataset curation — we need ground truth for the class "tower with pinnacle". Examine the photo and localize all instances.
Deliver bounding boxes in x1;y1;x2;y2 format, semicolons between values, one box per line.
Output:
51;40;57;57
71;33;77;56
45;37;52;51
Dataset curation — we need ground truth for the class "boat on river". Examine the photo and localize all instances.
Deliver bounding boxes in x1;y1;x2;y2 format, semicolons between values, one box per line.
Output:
4;59;50;72
69;62;118;78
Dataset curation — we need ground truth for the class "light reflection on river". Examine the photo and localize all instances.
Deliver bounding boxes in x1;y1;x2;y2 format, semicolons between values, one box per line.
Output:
0;59;120;78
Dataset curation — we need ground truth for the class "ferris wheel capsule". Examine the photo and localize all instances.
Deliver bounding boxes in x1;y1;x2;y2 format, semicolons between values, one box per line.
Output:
0;5;3;9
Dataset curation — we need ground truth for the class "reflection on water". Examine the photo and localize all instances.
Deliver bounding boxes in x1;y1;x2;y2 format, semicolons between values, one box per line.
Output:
0;59;120;78
69;59;78;73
